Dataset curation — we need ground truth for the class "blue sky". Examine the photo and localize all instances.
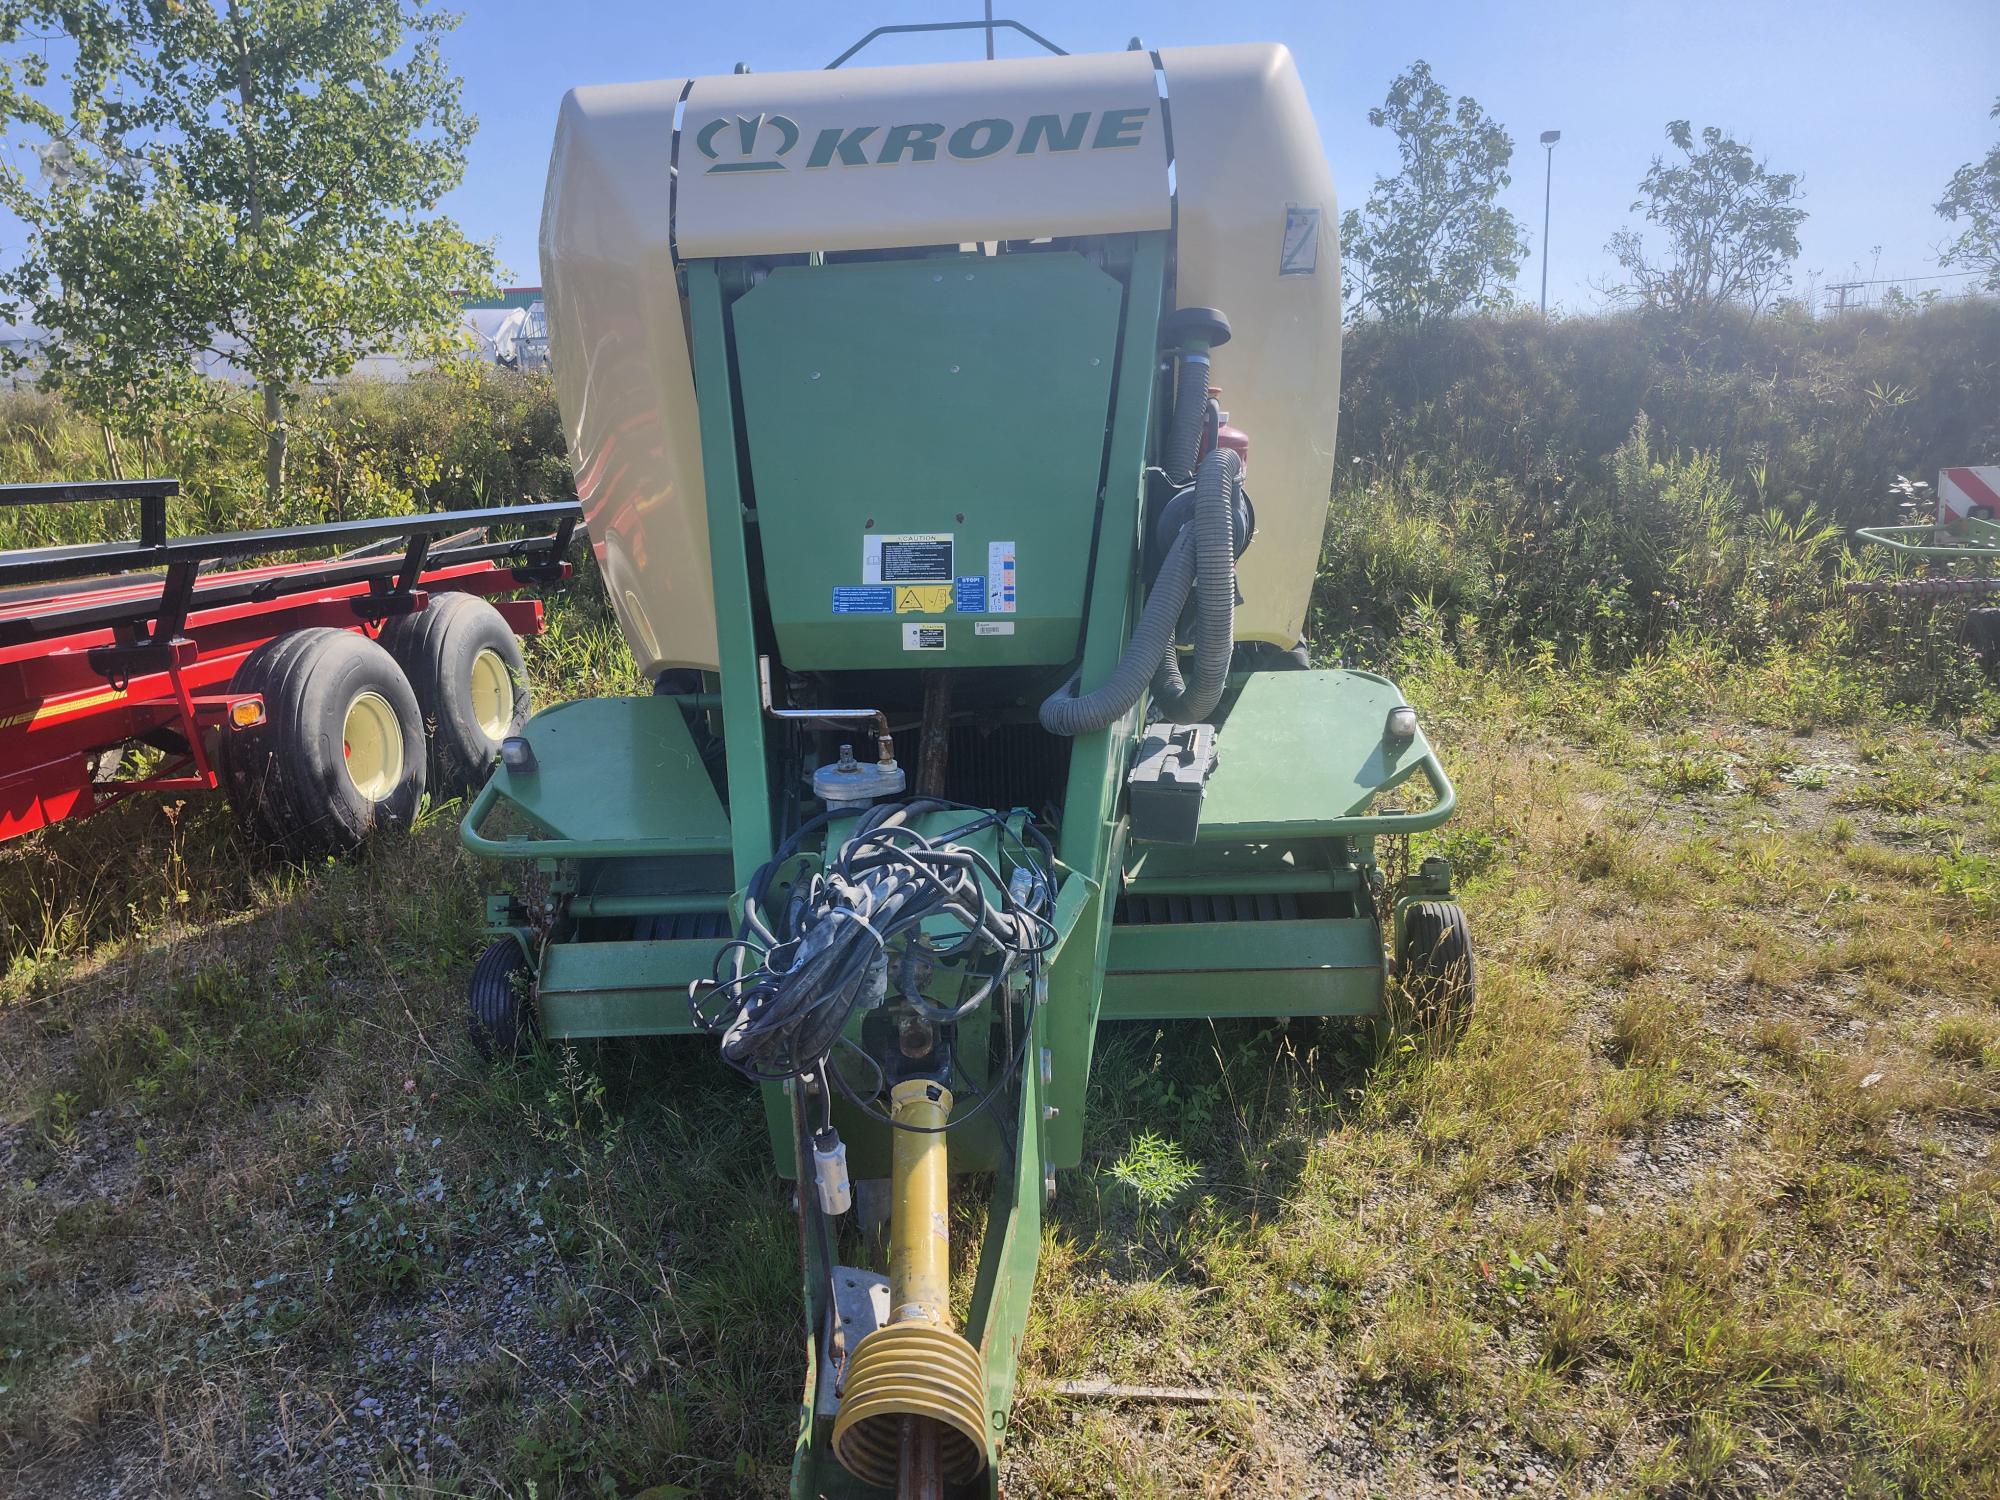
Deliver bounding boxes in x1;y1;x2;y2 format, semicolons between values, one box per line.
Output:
440;0;2000;313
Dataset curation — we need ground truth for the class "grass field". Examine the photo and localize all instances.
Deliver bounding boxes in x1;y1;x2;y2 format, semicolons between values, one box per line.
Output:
3;614;1995;1498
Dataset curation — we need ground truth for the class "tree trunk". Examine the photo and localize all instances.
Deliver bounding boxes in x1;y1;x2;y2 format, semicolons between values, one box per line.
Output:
261;379;287;504
228;0;285;506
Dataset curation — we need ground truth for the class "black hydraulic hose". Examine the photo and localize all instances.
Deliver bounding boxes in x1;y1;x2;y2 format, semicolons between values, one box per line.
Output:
1152;447;1241;723
1040;446;1243;736
1039;525;1196;736
1163;350;1211;485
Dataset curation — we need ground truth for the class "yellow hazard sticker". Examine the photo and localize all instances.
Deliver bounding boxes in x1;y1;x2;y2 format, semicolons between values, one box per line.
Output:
0;685;128;731
894;584;952;614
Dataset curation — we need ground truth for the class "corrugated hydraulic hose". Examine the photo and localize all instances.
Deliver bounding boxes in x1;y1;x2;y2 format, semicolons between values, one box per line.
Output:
1039;445;1242;736
1152;446;1241;723
1163;351;1212;485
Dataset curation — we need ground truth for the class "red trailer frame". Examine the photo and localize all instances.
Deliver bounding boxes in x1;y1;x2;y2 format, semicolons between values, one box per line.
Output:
0;480;580;842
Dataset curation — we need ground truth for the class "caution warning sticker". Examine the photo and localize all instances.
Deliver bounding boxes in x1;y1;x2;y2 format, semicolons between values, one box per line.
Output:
831;585;894;614
895;584;953;614
902;623;947;651
987;540;1017;613
864;533;954;585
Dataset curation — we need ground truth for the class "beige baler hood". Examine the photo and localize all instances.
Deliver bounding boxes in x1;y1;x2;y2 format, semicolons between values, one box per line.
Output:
541;43;1340;673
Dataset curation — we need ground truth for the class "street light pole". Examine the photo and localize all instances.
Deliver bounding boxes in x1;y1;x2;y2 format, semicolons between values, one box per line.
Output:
1539;130;1561;316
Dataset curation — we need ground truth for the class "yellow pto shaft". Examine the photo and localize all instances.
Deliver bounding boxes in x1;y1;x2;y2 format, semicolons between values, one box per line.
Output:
832;1080;992;1492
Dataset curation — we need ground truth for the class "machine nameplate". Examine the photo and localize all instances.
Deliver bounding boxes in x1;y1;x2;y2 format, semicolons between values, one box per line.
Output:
1281;206;1321;276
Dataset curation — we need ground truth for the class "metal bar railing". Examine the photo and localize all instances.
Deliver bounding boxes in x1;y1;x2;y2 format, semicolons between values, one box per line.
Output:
1193;750;1457;843
826;18;1066;68
459;774;735;861
0;498;582;588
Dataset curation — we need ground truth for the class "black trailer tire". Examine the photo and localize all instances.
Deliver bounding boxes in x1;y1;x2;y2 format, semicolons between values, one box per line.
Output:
219;627;427;856
378;592;532;800
469;938;537;1059
1398;900;1477;1032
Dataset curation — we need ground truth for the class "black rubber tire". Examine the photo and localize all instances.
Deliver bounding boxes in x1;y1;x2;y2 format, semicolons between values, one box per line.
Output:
1232;639;1313;671
1966;608;2000;680
219;627;427;856
469;938;537;1059
378;593;531;800
1398;900;1476;1031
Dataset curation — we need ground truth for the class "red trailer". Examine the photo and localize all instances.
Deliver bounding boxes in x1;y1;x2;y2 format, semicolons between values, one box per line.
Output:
0;479;580;854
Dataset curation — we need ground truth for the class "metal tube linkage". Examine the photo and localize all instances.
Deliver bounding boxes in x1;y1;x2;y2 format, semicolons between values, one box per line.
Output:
758;656;897;769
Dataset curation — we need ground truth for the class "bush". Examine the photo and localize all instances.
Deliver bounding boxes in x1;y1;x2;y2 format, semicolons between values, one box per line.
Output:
0;362;571;550
1317;299;2000;720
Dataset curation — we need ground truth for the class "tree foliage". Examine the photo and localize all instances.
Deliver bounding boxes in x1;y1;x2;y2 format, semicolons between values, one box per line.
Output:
1607;121;1805;320
0;0;495;499
1339;61;1526;326
1936;96;2000;291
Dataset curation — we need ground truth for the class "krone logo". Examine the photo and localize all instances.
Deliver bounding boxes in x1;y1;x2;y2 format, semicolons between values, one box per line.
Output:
690;107;1151;175
696;113;800;174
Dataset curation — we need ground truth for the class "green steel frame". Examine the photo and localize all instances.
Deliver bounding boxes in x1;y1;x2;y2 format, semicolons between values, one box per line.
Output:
462;231;1463;1497
1855;516;2000;559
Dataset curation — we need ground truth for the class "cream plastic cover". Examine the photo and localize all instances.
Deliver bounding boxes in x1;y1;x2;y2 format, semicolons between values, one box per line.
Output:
676;52;1169;257
1160;44;1343;650
541;43;1339;670
541;79;717;671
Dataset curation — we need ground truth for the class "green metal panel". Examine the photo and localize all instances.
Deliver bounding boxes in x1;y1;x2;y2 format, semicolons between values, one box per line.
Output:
730;251;1127;670
963;986;1045;1469
459;697;731;858
536;939;727;1037
1855;515;2000;557
1102;917;1384;1019
1107;916;1381;973
686;263;777;890
1197;670;1453;842
1102;968;1381;1019
1042;235;1167;1173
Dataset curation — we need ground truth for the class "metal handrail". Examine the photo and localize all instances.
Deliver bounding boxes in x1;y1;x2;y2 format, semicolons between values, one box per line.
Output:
459;773;734;861
826;18;1067;69
1194;750;1458;843
1855;518;2000;559
0;498;581;587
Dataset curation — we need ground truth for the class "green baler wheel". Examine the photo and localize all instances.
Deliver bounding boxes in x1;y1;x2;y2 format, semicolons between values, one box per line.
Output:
1399;900;1476;1032
469;938;537;1059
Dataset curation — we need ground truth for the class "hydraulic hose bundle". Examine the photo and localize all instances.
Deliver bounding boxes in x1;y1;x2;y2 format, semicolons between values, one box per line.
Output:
1040;307;1244;736
691;799;1058;1105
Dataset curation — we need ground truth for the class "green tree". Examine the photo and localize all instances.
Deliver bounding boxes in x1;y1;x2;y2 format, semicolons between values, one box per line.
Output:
1339;61;1526;326
0;1;494;501
1607;121;1805;319
1936;97;2000;291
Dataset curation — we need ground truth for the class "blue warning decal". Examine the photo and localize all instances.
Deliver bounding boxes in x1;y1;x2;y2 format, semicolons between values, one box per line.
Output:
954;575;986;613
832;585;894;615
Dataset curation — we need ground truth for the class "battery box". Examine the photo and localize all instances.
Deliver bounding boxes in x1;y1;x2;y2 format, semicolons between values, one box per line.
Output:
1127;722;1217;844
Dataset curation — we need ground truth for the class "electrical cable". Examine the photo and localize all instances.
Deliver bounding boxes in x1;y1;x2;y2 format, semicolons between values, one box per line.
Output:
690;799;1056;1134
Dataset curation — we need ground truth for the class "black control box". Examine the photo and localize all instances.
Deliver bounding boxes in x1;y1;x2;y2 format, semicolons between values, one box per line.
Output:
1127;722;1217;844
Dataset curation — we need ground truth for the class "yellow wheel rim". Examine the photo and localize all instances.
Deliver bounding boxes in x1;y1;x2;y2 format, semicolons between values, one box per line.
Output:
468;647;513;742
341;690;403;802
